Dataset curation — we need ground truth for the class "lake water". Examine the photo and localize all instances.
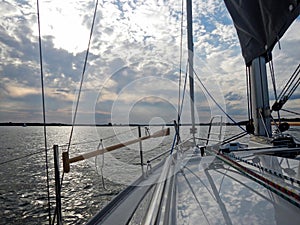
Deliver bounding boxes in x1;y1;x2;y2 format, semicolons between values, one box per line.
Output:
0;125;299;224
0;125;176;225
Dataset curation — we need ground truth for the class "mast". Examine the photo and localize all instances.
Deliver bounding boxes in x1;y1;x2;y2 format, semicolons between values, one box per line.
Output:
186;0;196;143
223;0;300;137
249;57;272;137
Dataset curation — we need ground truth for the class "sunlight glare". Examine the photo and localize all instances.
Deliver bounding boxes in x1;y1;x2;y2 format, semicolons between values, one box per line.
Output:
37;1;90;53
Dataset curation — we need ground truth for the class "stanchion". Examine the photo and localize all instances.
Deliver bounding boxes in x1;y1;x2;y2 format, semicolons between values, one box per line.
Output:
138;126;145;177
53;145;62;225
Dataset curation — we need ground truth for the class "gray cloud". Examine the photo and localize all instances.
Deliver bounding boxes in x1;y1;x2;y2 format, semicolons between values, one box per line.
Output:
0;1;299;124
225;92;243;101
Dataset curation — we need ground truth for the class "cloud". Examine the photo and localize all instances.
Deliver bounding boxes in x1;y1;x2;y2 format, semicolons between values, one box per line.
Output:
128;96;177;124
225;92;243;101
4;85;39;98
0;0;299;124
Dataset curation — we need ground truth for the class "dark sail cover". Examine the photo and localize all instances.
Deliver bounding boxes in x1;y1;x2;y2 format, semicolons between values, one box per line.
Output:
224;0;300;65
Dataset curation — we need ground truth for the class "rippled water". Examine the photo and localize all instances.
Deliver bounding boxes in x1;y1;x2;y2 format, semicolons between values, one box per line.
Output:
0;125;175;224
0;125;299;224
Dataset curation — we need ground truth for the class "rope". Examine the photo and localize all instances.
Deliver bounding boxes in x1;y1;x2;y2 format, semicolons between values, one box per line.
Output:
36;0;51;223
227;153;300;186
258;110;270;138
216;152;300;208
95;139;106;189
269;114;282;134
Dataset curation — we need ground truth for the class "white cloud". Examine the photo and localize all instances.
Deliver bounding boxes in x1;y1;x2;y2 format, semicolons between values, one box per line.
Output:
0;0;299;123
33;1;92;53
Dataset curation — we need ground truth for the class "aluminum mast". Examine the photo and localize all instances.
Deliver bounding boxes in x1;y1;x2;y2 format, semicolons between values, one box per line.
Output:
249;57;272;137
187;0;196;143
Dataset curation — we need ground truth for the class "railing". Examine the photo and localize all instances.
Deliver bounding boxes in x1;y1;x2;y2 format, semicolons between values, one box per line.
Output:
206;116;224;146
62;127;170;173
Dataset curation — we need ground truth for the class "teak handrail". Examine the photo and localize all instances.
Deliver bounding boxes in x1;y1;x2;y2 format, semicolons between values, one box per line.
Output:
62;128;170;173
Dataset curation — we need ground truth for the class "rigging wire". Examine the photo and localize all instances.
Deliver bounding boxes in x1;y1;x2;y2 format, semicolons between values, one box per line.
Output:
61;127;138;148
281;108;300;116
175;0;188;151
0;148;47;166
174;0;186;150
268;59;281;121
181;171;211;225
66;0;99;155
61;0;99;188
179;64;189;118
177;0;184;127
36;0;51;223
219;131;248;146
215;169;274;204
268;60;278;102
54;1;99;221
192;67;247;133
277;63;300;101
272;63;300;112
183;166;216;201
171;64;188;153
245;66;252;122
204;170;233;225
0;127;139;166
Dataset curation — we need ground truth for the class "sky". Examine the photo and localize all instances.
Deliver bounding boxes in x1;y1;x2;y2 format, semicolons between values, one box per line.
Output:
0;0;299;125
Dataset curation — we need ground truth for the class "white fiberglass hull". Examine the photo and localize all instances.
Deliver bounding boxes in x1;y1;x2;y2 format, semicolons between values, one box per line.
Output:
87;139;300;225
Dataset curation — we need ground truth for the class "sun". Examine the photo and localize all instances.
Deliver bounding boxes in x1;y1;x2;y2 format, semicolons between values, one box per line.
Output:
35;1;91;54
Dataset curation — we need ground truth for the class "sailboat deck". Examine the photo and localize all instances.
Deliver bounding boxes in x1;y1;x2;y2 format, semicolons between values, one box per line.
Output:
176;149;300;225
88;146;300;225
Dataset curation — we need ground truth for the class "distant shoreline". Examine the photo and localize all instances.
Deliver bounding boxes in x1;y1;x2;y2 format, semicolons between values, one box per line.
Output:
0;122;213;127
1;119;300;127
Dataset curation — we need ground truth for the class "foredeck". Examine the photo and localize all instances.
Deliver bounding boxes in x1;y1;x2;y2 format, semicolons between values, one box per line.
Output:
176;149;300;225
87;144;300;225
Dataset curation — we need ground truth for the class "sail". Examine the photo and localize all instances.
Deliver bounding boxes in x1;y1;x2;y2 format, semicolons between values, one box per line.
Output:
224;0;300;65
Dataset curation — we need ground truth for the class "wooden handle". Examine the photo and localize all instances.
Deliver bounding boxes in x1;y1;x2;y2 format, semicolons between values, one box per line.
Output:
63;128;170;173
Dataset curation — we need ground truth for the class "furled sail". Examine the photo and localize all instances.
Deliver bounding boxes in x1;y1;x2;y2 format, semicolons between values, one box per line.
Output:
224;0;300;65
